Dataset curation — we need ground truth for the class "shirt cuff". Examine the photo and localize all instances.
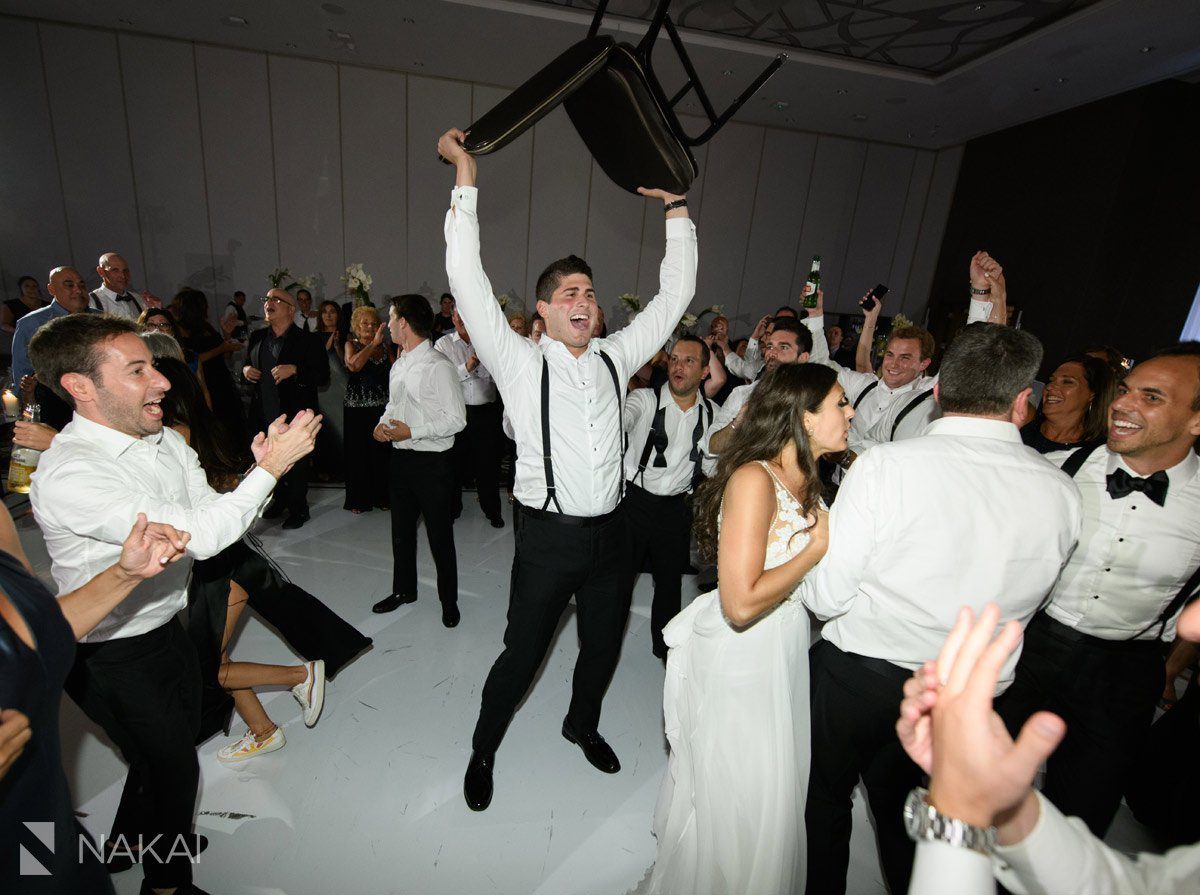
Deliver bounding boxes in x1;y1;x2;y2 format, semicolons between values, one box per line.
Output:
241;465;279;501
804;314;824;330
967;298;993;323
408;423;428;441
451;186;478;215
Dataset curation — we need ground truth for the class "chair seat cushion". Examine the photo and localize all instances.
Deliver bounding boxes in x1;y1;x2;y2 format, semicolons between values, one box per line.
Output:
463;35;614;156
563;43;698;196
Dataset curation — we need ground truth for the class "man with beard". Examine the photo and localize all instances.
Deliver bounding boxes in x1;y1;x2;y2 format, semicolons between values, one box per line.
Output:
620;334;714;661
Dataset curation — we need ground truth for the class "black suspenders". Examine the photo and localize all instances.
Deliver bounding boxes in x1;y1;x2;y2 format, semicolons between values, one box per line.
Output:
634;383;712;491
852;379;879;410
539;350;625;513
890;389;934;440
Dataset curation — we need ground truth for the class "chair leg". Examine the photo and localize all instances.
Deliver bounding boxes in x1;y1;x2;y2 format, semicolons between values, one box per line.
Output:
586;0;612;39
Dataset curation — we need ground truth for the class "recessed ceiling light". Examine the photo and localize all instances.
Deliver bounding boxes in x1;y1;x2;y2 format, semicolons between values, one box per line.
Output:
851;113;868;121
1057;76;1069;84
906;132;914;139
836;88;847;95
402;17;416;24
1141;45;1155;53
221;15;248;27
773;100;789;111
322;3;346;14
974;3;985;11
722;69;733;76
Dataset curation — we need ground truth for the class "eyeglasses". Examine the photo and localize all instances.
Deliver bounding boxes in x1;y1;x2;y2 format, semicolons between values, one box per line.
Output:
263;297;294;308
145;321;174;333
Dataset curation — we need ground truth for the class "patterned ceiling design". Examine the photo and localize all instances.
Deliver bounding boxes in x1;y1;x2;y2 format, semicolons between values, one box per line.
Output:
529;0;1101;73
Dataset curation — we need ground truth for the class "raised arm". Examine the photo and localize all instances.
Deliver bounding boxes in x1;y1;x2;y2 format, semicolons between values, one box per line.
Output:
602;187;697;371
440;128;536;386
968;251;1006;324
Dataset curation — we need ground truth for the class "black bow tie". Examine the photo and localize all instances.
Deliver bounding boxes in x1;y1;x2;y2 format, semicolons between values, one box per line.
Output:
115;293;136;302
1106;468;1169;507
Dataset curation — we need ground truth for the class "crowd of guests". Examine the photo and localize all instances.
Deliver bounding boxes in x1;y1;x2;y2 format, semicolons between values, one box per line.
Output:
0;125;1197;895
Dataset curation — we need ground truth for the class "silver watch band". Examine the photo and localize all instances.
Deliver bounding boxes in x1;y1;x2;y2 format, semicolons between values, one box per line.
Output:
903;787;997;855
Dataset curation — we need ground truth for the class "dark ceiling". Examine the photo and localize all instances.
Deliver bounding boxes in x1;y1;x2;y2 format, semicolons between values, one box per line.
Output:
530;0;1101;73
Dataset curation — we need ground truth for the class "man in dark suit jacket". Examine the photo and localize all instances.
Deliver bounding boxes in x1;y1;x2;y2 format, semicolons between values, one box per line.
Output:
243;287;330;528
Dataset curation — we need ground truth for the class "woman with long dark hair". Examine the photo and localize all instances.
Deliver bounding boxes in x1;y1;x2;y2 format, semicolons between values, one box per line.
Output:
635;363;852;895
342;305;391;512
149;347;370;763
1022;354;1117;453
173;288;246;445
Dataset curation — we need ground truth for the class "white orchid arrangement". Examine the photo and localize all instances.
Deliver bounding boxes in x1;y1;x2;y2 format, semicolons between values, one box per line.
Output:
675;303;724;336
496;292;512;310
618;293;641;314
343;262;374;307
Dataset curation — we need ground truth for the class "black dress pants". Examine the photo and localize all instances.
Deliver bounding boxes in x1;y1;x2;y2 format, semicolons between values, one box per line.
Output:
472;504;630;754
453;401;503;522
621;483;691;659
389;448;458;606
806;639;922;895
63;619;202;888
997;612;1164;836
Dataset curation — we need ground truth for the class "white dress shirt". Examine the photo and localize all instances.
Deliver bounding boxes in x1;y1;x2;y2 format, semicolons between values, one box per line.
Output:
29;414;277;642
445;186;698;517
799;416;1082;688
90;284;144;320
622;386;712;497
724;339;763;380
434;330;498;405
909;793;1200;895
859;381;940;451
1042;447;1200;641
378;339;466;452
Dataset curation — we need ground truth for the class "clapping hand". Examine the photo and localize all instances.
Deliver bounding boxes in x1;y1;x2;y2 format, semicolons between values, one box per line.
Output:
117;513;191;580
252;410;323;478
896;604;1066;828
142;290;163;309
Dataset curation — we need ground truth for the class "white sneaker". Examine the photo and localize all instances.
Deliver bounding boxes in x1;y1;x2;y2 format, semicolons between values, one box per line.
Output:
292;659;326;727
217;727;285;764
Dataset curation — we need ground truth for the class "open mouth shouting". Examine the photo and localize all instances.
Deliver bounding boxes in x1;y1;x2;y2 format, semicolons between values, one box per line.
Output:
144;396;164;422
1109;414;1143;441
569;312;592;335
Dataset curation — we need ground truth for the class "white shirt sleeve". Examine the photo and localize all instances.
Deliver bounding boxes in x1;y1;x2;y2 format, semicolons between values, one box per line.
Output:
33;448;276;561
408;357;468;443
909;842;996;895
991;793;1200;895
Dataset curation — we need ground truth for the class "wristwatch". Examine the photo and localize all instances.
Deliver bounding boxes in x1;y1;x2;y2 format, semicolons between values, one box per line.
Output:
903;787;996;854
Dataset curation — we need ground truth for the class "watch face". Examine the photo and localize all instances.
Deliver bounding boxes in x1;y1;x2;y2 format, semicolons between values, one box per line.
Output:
903;788;927;840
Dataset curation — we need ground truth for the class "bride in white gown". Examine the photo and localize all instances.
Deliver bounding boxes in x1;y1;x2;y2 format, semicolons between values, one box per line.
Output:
634;363;853;895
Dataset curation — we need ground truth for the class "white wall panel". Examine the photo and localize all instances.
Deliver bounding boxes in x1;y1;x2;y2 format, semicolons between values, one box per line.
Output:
195;45;277;307
340;65;408;298
525;109;591;314
406;76;471;299
737;129;818;330
905;146;964;320
40;23;144;289
0;20;70;297
584;160;647;324
888;150;936;317
472;85;533;312
269;55;343;300
690;123;765;322
839;144;918;314
120;35;213;300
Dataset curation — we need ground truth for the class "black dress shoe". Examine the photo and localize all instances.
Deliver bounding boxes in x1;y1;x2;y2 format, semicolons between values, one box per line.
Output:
464;750;495;811
372;593;417;613
281;510;310;530
442;604;461;628
115;834;209;874
262;498;286;519
561;719;620;774
488;516;505;529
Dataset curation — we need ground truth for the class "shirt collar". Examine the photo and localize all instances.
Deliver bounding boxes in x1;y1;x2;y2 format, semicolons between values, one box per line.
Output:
879;375;927;396
1107;446;1199;485
95;284;119;300
402;339;432;361
926;415;1021;443
69;413;164;459
540;333;596;364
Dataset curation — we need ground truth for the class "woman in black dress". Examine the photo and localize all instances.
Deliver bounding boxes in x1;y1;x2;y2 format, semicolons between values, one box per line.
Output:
1;504;189;892
2;275;47;334
342;305;392;513
1021;354;1117;454
174;288;246;446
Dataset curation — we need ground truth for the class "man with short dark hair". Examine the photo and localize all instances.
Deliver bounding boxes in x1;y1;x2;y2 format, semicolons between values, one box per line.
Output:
620;334;714;660
371;294;467;626
432;292;456;340
998;341;1200;837
243;287;330;528
799;322;1082;895
439;127;696;812
223;290;249;341
29;312;319;895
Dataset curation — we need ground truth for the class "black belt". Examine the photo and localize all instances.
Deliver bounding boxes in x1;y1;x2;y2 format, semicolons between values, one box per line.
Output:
625;481;688;504
517;501;622;528
1029;612;1164;655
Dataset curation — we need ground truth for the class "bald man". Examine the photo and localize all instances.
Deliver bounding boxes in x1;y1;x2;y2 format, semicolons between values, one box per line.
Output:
11;266;97;382
90;252;162;319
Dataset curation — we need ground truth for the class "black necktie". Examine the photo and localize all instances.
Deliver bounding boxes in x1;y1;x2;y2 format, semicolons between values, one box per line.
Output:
1106;468;1169;507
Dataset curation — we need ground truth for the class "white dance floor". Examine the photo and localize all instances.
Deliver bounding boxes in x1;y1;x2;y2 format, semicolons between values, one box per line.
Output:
10;487;1158;895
